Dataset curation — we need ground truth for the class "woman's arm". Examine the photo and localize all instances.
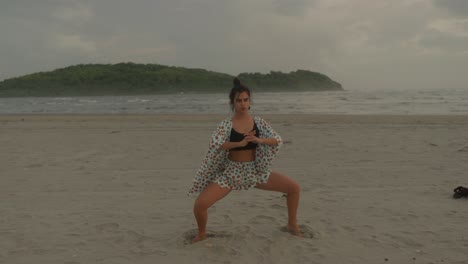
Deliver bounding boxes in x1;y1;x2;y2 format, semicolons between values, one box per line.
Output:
220;130;255;150
254;116;283;146
258;137;279;146
245;135;278;146
219;141;244;150
243;130;278;146
220;137;277;149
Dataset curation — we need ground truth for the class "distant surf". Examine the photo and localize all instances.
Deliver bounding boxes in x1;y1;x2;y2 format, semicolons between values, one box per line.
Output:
1;89;467;115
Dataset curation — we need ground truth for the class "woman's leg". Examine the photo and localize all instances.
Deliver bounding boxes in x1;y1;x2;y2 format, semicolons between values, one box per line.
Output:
255;171;302;236
193;182;231;243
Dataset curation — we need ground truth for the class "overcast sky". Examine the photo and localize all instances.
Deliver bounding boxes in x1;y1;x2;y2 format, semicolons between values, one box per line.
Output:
1;0;467;90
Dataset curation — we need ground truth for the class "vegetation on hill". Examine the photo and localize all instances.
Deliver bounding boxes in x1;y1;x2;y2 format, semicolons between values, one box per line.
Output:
0;63;342;97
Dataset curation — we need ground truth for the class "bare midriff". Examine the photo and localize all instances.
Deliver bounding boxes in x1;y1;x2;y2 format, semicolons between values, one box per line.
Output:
228;149;256;162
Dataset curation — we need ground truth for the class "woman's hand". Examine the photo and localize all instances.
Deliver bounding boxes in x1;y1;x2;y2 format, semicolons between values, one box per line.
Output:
244;130;263;144
238;137;250;147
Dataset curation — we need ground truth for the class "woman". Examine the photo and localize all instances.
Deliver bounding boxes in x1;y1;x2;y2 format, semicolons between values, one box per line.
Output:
188;78;301;243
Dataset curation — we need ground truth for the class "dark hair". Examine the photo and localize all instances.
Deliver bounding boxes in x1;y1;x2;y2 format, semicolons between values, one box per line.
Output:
229;78;251;110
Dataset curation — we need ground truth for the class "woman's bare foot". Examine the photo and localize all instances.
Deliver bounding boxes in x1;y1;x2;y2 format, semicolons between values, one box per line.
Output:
287;224;303;237
192;232;207;243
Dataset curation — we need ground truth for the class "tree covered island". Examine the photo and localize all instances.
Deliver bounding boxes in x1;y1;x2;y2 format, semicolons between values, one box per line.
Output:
0;63;343;97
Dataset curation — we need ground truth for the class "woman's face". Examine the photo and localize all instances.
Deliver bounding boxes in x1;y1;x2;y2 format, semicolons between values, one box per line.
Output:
233;91;250;113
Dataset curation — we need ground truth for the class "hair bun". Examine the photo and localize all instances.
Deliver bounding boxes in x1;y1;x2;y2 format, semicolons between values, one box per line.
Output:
233;78;241;87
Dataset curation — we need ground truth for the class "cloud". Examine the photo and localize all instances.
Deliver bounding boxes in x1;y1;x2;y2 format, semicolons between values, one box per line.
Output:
418;30;468;53
406;18;468;55
0;1;98;80
272;0;316;17
433;0;468;17
0;0;467;90
53;3;94;25
428;18;468;37
54;34;97;53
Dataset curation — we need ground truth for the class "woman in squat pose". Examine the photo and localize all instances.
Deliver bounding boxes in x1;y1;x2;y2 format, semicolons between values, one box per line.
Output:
188;78;301;243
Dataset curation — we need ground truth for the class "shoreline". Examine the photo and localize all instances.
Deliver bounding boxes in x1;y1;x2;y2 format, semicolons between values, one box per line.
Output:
2;113;468;124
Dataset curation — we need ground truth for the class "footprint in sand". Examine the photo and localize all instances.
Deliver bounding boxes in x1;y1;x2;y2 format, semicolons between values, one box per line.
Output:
181;229;198;245
95;222;120;232
25;163;43;168
222;214;233;224
279;224;316;239
271;204;286;209
249;215;277;225
342;225;355;232
181;229;233;245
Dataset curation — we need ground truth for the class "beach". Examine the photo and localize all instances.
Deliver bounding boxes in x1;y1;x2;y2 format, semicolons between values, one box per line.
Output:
1;114;468;264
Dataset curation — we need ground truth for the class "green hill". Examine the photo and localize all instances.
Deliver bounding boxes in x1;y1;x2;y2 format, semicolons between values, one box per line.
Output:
0;63;343;97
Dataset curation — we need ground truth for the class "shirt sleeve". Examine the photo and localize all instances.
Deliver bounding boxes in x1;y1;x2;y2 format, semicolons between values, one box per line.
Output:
187;119;230;196
207;119;230;154
254;116;282;172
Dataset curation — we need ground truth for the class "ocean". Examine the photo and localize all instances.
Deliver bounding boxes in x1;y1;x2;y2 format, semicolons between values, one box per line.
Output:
0;89;467;115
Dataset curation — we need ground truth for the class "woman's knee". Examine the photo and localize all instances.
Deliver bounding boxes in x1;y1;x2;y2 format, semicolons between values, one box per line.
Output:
289;181;301;195
193;197;210;212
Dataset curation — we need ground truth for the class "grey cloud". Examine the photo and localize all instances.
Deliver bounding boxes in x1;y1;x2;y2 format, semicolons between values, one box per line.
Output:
366;12;430;47
0;0;68;22
0;1;98;80
1;0;467;90
418;29;468;52
272;0;316;17
434;0;468;17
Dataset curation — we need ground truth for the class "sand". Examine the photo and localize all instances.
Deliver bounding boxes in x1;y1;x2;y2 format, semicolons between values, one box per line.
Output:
1;114;468;264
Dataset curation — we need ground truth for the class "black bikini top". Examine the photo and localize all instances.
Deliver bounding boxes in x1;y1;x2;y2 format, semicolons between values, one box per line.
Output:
230;122;259;151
